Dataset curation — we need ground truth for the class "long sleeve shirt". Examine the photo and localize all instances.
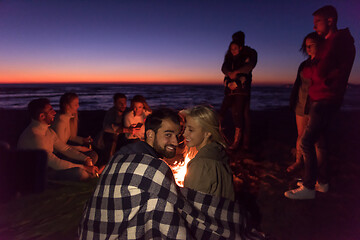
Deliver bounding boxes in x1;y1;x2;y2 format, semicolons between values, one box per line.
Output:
123;110;150;140
303;28;356;103
17;119;87;170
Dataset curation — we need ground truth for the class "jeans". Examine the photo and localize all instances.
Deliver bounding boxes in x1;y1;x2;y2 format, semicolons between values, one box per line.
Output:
220;93;250;129
300;100;339;189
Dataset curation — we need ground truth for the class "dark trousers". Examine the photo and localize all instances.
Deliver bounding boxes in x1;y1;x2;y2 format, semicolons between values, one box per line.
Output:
300;100;339;189
220;93;251;145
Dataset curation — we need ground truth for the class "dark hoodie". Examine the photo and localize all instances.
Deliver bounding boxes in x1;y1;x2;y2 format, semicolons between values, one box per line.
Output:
221;46;258;94
304;28;356;103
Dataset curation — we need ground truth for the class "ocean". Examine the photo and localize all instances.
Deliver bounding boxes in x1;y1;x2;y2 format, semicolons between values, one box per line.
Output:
0;83;359;111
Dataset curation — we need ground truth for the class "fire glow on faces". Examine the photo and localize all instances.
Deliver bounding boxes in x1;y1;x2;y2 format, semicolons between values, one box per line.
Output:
152;118;180;159
115;98;127;113
133;102;144;116
183;116;210;150
43;104;56;124
68;97;80;115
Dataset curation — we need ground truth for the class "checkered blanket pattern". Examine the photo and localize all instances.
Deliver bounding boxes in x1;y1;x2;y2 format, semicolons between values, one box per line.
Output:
79;152;265;239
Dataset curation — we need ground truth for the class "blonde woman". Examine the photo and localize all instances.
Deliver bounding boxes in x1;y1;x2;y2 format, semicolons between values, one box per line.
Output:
183;105;235;201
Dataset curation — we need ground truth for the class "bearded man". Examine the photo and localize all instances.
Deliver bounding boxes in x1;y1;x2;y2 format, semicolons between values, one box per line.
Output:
80;108;265;239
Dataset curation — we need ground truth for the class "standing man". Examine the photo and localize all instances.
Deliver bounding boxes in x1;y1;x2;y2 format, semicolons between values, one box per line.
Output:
80;108;261;239
285;5;356;199
220;31;257;150
17;98;98;181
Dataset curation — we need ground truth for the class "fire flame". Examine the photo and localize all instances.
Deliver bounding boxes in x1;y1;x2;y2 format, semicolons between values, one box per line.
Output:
171;147;198;187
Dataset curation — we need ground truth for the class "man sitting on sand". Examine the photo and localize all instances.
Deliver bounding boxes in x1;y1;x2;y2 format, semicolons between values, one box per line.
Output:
79;108;264;239
99;93;130;164
17;98;98;181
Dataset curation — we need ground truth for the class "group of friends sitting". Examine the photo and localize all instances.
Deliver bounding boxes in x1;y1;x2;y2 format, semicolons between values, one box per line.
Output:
15;93;260;239
16;92;236;201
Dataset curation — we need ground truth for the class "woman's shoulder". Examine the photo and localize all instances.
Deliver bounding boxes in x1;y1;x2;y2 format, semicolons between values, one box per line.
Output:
53;114;69;127
144;110;152;117
124;110;134;119
199;142;225;155
191;142;227;164
299;58;313;68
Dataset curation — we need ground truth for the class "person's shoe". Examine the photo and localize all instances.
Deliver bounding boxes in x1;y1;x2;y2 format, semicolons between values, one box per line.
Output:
297;181;329;193
284;185;315;199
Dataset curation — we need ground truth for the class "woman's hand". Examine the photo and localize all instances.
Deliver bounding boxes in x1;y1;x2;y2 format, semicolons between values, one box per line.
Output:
227;81;238;90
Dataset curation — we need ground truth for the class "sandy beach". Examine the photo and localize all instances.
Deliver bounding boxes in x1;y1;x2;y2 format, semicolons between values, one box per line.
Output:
0;108;359;240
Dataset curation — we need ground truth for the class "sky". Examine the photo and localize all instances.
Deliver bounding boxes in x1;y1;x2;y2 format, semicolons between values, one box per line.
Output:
0;0;359;85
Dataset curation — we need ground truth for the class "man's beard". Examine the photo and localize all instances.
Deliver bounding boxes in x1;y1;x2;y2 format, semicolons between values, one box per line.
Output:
153;139;176;159
45;117;54;125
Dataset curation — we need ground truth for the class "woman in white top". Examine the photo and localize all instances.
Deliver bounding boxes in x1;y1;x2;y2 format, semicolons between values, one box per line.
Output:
123;95;152;142
52;92;98;164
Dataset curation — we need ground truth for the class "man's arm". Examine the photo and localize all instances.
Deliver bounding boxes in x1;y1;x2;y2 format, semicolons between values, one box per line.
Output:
32;133;83;170
317;33;355;82
233;48;258;75
102;109;116;132
51;129;88;162
221;56;234;76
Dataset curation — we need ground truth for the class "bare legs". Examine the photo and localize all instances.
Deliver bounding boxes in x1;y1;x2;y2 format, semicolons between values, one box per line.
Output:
287;114;308;172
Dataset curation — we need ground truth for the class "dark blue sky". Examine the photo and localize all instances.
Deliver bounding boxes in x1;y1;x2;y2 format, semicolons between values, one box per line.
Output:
0;0;359;84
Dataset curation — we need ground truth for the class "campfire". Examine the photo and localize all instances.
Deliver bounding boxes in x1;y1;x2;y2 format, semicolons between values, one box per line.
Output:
171;147;198;187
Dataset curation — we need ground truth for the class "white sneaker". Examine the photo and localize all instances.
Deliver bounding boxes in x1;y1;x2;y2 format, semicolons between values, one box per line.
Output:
297;181;329;193
284;185;315;199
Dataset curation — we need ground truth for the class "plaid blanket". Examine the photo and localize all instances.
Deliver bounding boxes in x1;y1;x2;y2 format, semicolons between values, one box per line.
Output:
79;151;265;239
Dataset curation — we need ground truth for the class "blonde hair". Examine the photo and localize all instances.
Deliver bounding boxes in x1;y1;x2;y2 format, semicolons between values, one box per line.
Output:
184;105;226;148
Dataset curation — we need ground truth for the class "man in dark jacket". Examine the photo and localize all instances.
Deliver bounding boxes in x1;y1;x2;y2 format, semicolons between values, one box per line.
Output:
285;5;356;199
80;108;264;239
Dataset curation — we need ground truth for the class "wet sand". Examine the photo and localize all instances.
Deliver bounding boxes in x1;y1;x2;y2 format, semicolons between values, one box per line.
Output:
0;108;359;239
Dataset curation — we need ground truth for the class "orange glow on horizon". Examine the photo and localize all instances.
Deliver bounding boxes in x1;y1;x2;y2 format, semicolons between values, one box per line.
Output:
0;71;298;85
0;76;221;85
0;68;223;84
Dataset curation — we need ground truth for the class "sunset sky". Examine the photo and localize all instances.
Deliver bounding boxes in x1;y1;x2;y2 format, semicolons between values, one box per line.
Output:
0;0;359;85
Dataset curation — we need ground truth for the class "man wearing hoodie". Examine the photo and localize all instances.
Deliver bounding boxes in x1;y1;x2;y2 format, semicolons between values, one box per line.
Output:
285;5;356;199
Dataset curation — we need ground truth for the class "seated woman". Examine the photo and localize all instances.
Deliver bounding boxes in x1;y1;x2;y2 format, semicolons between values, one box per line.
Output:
52;92;98;165
123;95;151;142
182;105;235;201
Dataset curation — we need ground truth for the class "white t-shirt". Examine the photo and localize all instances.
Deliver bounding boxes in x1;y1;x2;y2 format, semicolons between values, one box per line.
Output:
123;110;151;140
